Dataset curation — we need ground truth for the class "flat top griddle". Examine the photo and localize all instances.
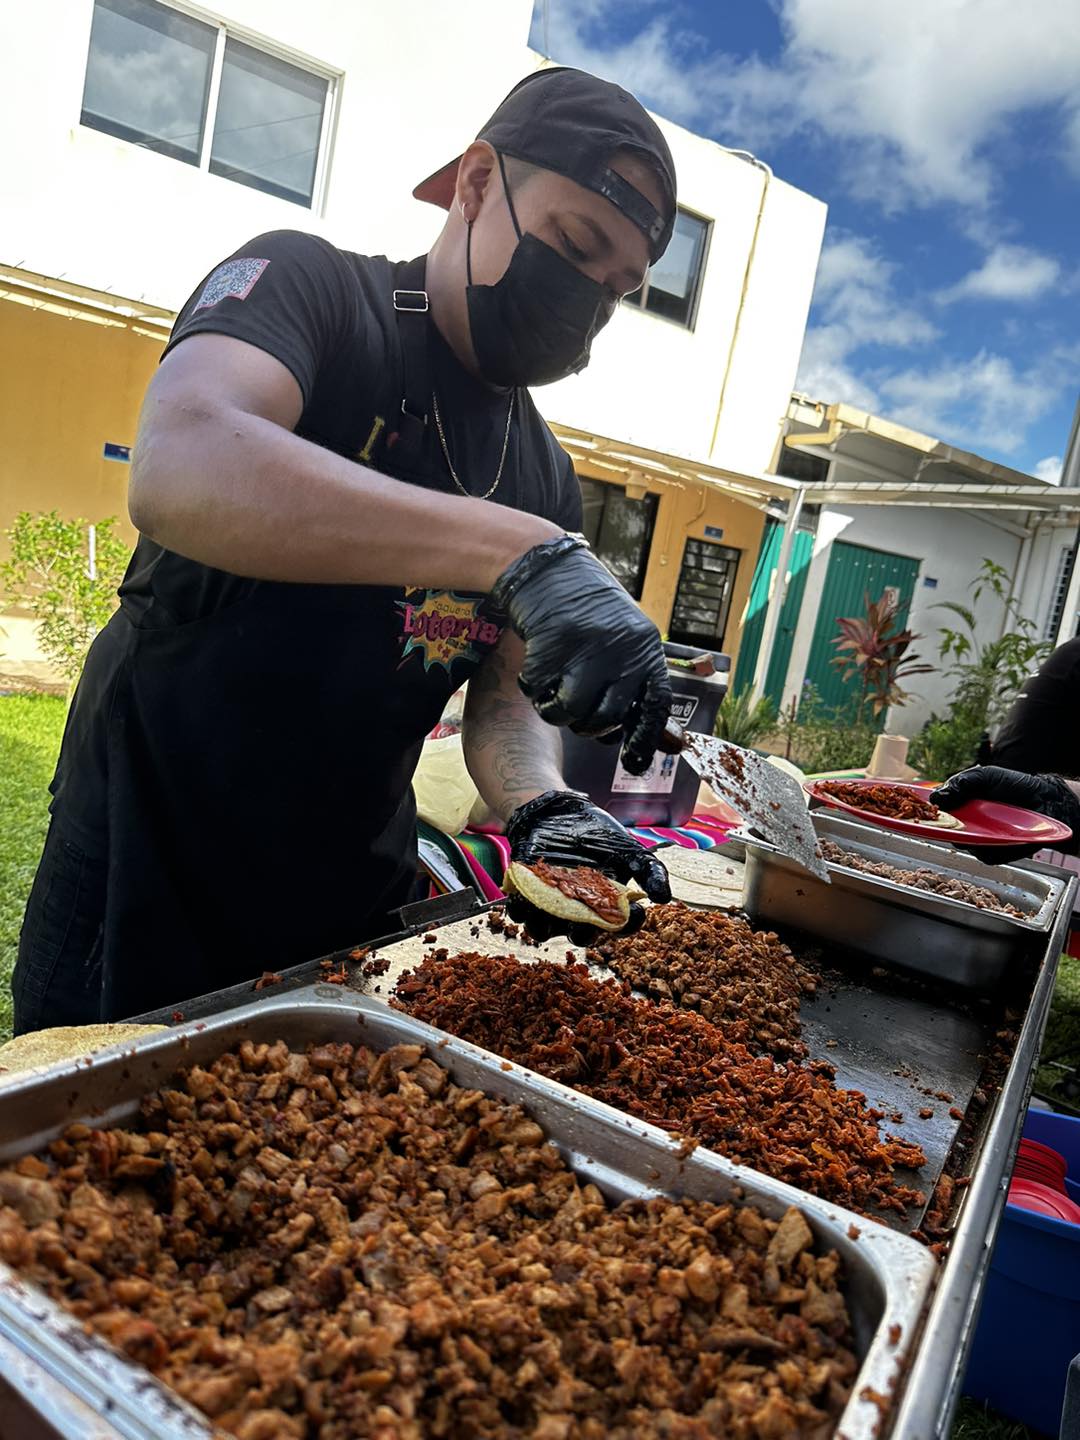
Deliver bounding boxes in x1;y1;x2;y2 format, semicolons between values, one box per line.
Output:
137;896;1004;1235
800;976;986;1220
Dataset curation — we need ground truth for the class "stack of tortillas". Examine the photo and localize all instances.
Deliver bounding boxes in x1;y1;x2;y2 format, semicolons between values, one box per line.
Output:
0;1023;167;1084
657;847;746;911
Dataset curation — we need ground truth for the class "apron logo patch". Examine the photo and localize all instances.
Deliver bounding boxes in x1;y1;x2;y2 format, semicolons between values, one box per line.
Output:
194;257;270;310
397;591;501;673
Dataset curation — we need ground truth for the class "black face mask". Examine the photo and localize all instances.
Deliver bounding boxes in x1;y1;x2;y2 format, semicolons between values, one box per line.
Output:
465;153;618;388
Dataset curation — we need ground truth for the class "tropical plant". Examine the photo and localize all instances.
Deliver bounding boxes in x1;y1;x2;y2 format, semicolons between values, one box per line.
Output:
909;557;1051;780
932;557;1050;733
2;511;130;691
714;687;777;749
831;590;934;719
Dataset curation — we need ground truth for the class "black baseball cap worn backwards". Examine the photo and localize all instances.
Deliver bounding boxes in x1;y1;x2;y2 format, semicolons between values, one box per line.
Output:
414;66;677;262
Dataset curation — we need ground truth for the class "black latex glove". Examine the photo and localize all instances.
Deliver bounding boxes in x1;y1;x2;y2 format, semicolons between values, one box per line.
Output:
929;765;1080;863
504;789;671;944
491;536;671;775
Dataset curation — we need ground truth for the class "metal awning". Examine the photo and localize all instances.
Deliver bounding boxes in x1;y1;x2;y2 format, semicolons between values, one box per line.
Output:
784;398;1080;513
551;421;799;509
554;410;1080;516
0;265;174;340
800;482;1080;512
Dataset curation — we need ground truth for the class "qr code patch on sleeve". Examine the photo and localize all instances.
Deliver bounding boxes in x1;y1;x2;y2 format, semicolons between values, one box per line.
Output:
194;257;270;310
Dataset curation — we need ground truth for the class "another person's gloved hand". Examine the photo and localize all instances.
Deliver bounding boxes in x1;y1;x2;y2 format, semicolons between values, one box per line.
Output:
492;536;671;775
929;765;1080;862
504;789;671;944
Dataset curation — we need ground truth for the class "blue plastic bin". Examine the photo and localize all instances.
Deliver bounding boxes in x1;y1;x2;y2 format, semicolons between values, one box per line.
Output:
964;1109;1080;1436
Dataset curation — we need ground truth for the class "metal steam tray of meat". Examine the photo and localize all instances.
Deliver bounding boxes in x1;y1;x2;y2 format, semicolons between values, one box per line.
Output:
737;810;1068;992
0;993;935;1440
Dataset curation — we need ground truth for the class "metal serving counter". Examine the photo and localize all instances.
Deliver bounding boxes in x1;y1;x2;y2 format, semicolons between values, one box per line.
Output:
0;817;1073;1437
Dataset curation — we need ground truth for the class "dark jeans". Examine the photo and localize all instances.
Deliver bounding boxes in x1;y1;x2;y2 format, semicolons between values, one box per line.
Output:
12;820;107;1034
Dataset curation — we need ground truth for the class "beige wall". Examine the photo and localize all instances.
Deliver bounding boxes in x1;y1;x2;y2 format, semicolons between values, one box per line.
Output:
575;463;766;672
0;296;160;556
0;293;764;682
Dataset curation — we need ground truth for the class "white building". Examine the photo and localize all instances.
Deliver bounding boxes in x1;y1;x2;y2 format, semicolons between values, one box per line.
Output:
737;396;1080;735
0;0;828;684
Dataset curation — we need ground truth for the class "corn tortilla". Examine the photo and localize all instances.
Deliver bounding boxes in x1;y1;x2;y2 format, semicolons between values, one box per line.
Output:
0;1023;168;1081
655;847;746;910
503;861;631;931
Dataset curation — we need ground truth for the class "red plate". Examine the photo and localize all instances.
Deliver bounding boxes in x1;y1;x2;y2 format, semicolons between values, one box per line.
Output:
804;778;1073;847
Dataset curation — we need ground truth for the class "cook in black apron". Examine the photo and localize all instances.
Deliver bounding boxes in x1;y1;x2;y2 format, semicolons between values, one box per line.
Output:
13;67;679;1028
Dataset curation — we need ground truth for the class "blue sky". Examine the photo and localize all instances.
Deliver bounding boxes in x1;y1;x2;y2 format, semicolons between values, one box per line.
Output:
529;0;1080;480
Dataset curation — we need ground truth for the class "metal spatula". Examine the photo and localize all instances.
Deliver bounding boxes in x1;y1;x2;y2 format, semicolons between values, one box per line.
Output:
659;720;830;882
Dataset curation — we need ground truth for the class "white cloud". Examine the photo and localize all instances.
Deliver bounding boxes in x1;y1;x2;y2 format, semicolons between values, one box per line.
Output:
793;234;1077;455
1065;101;1080;175
939;244;1061;303
1034;454;1063;483
536;0;1080;210
534;1;1079;461
796;330;881;414
810;236;937;347
795;233;935;408
875;351;1068;455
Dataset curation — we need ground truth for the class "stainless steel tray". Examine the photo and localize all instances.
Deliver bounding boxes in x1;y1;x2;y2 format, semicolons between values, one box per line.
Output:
892;866;1078;1437
0;990;936;1440
738;812;1068;991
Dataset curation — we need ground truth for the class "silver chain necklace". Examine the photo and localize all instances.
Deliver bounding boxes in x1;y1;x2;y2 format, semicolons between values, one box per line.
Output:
431;388;515;500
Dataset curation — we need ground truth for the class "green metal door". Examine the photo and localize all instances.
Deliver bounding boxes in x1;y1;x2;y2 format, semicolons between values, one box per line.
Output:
803;540;922;717
733;519;814;705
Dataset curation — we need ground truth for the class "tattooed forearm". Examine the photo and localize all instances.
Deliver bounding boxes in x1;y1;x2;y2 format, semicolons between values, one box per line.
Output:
463;632;565;822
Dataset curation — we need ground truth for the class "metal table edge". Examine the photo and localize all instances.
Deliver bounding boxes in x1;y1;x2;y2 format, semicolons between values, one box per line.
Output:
888;870;1079;1439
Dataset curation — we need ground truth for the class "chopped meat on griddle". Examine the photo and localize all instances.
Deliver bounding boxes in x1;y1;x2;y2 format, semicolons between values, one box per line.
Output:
819;841;1027;918
590;905;815;1061
394;952;926;1216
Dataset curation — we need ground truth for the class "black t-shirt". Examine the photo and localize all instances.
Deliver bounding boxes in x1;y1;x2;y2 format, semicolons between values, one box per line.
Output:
992;637;1080;777
50;229;581;1014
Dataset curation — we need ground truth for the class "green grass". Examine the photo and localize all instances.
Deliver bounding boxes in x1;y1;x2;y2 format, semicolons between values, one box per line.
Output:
0;693;66;1041
951;1399;1037;1439
1036;952;1080;1107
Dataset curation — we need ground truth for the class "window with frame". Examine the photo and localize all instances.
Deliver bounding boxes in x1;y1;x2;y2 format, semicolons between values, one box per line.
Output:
775;442;830;485
1044;543;1075;641
622;208;710;328
668;537;741;650
81;0;332;207
579;478;658;600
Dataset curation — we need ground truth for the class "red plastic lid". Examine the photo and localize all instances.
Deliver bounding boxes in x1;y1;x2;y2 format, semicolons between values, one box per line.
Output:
1014;1165;1068;1195
1008;1179;1080;1223
1019;1138;1068;1173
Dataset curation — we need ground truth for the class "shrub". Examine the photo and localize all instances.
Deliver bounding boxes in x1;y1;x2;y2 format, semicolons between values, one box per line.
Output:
2;511;130;691
714;688;777;749
778;686;879;773
909;558;1050;780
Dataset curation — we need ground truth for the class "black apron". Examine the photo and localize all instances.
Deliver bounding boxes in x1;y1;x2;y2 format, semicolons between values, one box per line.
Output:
73;257;497;1018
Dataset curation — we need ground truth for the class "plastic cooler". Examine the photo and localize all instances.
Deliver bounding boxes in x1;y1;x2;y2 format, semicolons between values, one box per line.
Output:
964;1108;1080;1436
559;642;730;827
